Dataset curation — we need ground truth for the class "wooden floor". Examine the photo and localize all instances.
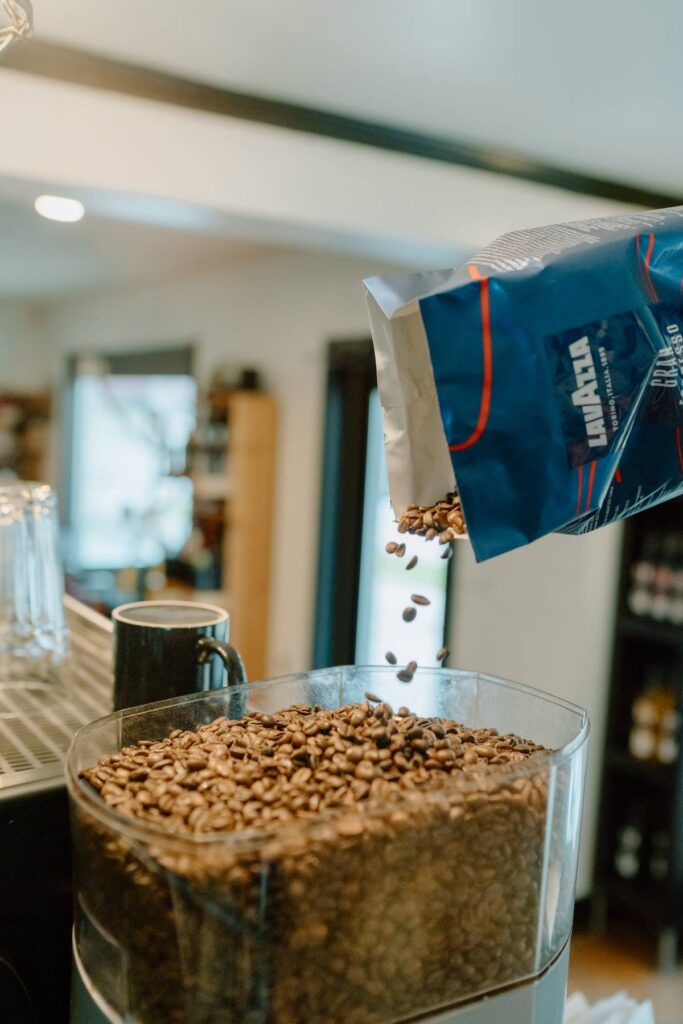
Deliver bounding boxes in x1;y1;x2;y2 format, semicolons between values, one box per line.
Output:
569;932;683;1023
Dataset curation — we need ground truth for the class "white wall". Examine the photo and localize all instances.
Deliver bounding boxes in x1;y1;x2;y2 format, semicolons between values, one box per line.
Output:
449;526;622;899
0;302;47;390
41;249;394;679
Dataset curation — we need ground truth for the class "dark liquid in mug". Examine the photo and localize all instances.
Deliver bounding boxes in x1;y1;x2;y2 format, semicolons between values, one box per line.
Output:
118;604;224;627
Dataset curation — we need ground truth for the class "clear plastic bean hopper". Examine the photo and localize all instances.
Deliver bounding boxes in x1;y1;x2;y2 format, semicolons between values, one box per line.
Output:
67;667;588;1024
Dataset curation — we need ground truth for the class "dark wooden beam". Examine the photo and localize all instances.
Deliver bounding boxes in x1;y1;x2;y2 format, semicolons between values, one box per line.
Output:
4;40;681;209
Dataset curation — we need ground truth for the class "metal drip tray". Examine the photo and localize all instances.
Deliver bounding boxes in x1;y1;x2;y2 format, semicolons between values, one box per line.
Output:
0;595;112;797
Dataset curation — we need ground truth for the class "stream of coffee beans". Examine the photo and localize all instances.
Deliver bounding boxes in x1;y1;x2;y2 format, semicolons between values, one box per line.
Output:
387;493;464;680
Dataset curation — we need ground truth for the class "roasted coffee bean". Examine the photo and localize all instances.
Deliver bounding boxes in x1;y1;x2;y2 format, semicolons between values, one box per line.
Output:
406;555;418;570
402;606;417;622
411;594;430;607
396;670;413;683
371;726;390;747
385;541;398;554
187;754;208;771
364;692;381;703
336;815;364;837
385;651;397;665
395;543;406;558
436;647;449;662
354;761;377;781
406;661;418;674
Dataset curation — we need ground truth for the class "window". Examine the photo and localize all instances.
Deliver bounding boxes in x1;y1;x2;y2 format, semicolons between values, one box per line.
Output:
314;341;451;667
65;349;196;573
355;388;449;665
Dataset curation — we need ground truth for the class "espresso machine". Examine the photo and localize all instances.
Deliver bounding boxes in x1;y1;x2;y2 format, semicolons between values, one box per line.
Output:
0;597;112;1023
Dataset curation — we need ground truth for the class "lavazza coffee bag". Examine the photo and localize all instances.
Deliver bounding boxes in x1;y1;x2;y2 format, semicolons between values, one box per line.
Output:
365;207;683;561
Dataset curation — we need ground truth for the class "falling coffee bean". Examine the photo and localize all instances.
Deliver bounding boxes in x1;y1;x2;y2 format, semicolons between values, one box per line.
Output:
364;692;381;703
402;607;417;623
441;547;452;559
396;669;413;682
395;543;406;558
411;594;431;607
406;556;418;571
436;647;449;663
385;541;398;554
385;652;397;665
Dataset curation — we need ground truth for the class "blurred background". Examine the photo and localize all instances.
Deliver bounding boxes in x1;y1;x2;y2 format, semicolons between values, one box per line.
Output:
1;0;682;1014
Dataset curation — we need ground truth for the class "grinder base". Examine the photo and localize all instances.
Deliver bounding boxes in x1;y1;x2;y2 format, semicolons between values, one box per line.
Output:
70;929;569;1024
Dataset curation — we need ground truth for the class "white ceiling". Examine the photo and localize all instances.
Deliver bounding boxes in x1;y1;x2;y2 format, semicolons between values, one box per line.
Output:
0;182;264;298
31;0;683;197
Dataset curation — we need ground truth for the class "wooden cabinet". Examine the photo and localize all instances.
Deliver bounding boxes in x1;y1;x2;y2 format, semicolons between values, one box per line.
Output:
222;391;277;681
185;390;277;681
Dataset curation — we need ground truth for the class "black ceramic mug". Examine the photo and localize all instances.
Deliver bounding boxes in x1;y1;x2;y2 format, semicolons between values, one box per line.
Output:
112;600;247;711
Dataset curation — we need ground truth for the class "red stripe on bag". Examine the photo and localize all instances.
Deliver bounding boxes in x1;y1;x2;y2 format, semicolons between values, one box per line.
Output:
615;467;623;484
449;265;493;452
585;459;597;511
575;464;584;517
638;232;659;302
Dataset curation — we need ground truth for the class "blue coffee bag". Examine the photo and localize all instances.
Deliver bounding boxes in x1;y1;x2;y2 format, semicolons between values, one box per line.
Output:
365;208;683;561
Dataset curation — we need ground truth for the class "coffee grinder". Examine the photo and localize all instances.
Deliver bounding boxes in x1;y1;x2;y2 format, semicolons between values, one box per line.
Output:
69;667;587;1024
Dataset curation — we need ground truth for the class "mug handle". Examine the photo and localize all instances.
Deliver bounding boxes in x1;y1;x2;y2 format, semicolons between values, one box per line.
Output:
196;637;248;687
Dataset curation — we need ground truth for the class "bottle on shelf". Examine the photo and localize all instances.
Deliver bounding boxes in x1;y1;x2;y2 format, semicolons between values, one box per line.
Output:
614;806;644;880
657;699;680;765
669;536;683;625
651;532;678;622
629;667;680;765
628;534;660;618
629;674;660;761
649;830;670;884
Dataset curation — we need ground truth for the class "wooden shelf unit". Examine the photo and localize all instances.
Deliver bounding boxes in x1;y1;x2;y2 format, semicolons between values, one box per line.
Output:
0;392;50;481
223;391;277;681
185;390;277;681
591;498;683;971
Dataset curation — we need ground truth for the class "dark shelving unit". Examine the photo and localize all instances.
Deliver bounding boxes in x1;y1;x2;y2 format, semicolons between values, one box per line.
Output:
592;498;683;971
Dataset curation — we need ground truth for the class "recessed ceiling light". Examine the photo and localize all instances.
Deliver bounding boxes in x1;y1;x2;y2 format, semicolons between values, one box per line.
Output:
34;195;85;223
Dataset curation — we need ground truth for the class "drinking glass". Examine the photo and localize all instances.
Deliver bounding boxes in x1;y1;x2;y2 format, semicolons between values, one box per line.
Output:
0;482;69;682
